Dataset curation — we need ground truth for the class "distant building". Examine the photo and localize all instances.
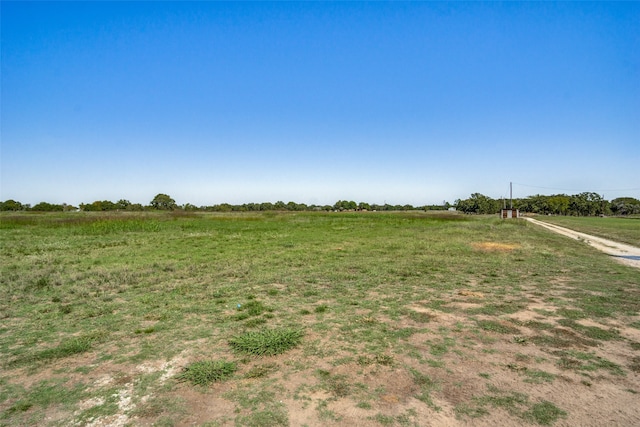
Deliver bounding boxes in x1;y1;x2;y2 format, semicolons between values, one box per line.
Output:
501;208;519;219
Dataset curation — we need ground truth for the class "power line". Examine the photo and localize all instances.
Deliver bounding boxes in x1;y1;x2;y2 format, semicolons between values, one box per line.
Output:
512;182;640;193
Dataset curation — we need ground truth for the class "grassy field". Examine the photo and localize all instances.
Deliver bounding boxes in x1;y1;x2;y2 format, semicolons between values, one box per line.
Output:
530;215;640;247
1;211;639;426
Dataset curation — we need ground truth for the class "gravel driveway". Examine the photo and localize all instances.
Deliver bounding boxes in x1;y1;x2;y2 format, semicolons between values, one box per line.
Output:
524;217;640;269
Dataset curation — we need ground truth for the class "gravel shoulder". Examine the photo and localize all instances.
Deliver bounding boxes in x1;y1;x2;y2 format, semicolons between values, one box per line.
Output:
525;217;640;269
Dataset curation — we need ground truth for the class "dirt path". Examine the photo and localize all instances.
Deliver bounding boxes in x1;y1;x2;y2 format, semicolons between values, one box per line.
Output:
524;217;640;269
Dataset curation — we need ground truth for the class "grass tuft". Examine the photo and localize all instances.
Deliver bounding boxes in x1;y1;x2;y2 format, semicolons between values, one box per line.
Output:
476;320;520;334
229;327;303;356
523;400;567;425
177;360;237;386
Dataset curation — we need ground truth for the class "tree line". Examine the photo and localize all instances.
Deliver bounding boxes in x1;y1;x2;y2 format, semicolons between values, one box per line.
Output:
454;192;640;216
0;194;446;213
1;192;638;216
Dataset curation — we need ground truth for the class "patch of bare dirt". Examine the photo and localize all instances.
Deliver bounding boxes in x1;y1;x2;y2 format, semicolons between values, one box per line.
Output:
457;290;485;298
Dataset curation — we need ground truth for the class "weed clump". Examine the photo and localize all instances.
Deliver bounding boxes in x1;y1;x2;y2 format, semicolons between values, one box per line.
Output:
229;328;303;356
523;401;567;425
177;360;237;386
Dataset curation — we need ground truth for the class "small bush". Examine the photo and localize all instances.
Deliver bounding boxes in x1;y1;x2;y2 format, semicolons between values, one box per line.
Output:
229;328;303;356
177;360;237;386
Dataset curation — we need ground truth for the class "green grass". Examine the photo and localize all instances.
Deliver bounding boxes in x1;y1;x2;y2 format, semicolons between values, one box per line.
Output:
554;350;625;376
1;211;638;425
228;328;303;356
476;320;520;334
523;369;556;384
458;385;567;425
523;401;567;425
7;336;94;368
176;360;237;386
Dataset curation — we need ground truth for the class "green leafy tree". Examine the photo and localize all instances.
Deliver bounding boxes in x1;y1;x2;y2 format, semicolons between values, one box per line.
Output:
183;203;199;211
610;197;640;215
516;194;570;215
116;199;131;210
150;194;177;210
455;193;500;214
31;202;64;211
568;192;605;216
334;200;357;211
80;200;116;211
0;199;24;211
212;203;232;212
548;195;570;215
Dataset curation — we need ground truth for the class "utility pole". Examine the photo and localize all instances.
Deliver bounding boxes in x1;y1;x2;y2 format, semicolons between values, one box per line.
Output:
510;182;513;210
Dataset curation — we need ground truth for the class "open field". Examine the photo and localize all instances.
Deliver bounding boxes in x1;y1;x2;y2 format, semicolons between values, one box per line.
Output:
1;211;639;426
529;215;640;248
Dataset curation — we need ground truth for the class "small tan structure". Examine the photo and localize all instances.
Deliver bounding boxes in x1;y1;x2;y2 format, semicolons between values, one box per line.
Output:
501;208;519;219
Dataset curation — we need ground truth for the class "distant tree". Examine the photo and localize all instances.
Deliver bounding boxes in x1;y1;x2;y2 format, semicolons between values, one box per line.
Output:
568;192;605;216
334;200;357;211
455;193;500;214
286;201;298;211
358;202;371;211
116;199;131;210
80;200;117;211
150;194;177;210
31;202;64;211
259;202;274;211
547;195;570;215
610;197;640;215
516;194;570;215
0;199;24;211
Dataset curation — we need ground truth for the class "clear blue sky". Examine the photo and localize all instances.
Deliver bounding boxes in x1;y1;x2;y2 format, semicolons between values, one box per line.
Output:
2;1;639;206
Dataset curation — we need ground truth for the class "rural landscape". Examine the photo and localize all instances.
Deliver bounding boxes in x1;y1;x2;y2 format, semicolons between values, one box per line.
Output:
1;205;639;426
2;1;639;426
